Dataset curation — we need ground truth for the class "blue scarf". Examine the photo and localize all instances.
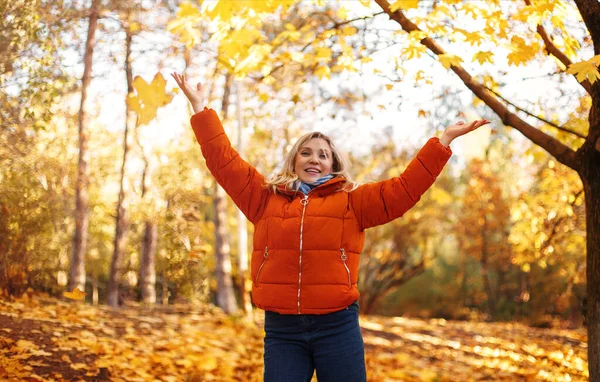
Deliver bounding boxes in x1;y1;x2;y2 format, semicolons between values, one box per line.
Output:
294;174;335;195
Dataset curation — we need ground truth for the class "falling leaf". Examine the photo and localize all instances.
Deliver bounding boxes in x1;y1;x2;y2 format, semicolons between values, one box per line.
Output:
127;73;174;126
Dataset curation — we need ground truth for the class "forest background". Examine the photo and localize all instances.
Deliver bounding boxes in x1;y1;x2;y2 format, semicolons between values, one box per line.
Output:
1;0;599;380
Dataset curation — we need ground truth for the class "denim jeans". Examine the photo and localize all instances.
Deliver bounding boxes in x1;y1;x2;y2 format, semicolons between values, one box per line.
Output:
263;302;366;382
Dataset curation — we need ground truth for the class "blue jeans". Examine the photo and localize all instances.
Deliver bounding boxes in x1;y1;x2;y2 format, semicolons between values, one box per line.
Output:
263;302;366;382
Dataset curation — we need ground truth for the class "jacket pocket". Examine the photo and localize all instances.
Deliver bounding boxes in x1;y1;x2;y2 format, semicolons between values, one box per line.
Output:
255;246;269;285
340;248;351;288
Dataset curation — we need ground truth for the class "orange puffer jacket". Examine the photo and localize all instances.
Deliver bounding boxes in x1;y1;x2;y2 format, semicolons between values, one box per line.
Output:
191;108;452;315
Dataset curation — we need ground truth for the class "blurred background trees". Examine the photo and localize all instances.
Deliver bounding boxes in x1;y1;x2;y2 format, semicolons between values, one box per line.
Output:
0;0;592;333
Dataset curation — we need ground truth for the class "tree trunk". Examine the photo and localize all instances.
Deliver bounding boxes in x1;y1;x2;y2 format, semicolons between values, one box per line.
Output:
212;72;237;314
162;271;169;305
480;222;496;320
137;138;157;305
107;20;135;307
213;185;238;313
92;276;98;306
140;220;157;304
69;0;100;293
581;126;600;381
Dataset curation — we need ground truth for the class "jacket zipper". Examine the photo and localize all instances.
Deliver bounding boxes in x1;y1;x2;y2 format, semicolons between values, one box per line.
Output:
255;246;268;285
298;194;309;314
340;248;351;288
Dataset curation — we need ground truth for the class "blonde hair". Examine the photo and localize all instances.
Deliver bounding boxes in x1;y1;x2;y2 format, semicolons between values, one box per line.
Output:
265;131;359;193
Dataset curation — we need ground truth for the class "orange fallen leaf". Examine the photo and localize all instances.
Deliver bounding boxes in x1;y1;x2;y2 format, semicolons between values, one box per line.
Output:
63;287;86;301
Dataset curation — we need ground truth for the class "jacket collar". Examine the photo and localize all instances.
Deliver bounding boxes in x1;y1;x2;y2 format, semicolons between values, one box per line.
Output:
276;176;347;199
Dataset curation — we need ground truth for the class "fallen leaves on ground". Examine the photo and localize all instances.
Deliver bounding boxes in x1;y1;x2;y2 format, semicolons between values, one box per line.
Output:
0;293;588;381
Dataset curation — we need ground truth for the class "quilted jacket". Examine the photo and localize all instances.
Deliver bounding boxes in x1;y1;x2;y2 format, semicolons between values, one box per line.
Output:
190;108;452;315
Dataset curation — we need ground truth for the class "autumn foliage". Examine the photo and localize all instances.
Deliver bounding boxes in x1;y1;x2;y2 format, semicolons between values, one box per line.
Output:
0;293;589;381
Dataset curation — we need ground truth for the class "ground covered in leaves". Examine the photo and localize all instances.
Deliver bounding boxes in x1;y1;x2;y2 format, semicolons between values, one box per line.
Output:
0;293;588;381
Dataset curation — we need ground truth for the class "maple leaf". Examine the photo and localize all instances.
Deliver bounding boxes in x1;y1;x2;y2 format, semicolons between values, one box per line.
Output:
127;73;174;126
63;287;86;301
389;0;419;12
438;54;463;69
566;59;600;85
473;51;494;65
507;36;539;66
402;44;426;59
462;31;484;46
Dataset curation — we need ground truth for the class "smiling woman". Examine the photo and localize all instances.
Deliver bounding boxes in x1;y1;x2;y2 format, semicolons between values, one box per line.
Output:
265;131;358;193
171;71;489;382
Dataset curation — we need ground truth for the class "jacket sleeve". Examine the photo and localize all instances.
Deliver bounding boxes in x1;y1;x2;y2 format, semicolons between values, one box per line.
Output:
349;137;452;231
190;107;270;224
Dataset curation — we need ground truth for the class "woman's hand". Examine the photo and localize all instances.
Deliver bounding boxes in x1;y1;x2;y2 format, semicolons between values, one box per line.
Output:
171;72;204;114
439;119;490;147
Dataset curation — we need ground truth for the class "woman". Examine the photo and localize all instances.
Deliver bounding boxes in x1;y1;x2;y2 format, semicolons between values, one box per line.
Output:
172;72;489;381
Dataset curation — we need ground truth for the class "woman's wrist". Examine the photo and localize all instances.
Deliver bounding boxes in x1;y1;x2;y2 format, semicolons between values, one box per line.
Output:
439;132;453;147
191;102;204;114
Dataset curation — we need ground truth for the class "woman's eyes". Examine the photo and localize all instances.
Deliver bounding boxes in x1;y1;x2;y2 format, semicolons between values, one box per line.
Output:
300;151;328;159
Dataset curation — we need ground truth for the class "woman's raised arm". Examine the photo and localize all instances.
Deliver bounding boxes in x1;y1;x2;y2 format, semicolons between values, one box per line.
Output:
172;72;271;224
350;119;490;230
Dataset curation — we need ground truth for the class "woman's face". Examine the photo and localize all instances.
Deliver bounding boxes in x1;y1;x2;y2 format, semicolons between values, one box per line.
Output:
294;138;333;184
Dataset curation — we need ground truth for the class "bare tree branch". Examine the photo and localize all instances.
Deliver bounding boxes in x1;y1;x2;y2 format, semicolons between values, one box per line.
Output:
484;85;587;139
374;0;580;172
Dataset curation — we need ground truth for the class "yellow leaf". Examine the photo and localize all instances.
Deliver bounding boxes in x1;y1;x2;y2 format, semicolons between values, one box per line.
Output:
407;30;427;43
337;7;348;19
128;73;174;126
438;53;463;69
63;287;86;301
385;84;393;90
129;22;141;33
402;44;426;59
315;65;331;80
178;2;201;18
472;51;494;65
566;59;600;84
316;47;332;62
389;0;419;12
166;2;202;48
341;26;358;37
507;36;539;66
258;93;269;102
462;31;484;46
